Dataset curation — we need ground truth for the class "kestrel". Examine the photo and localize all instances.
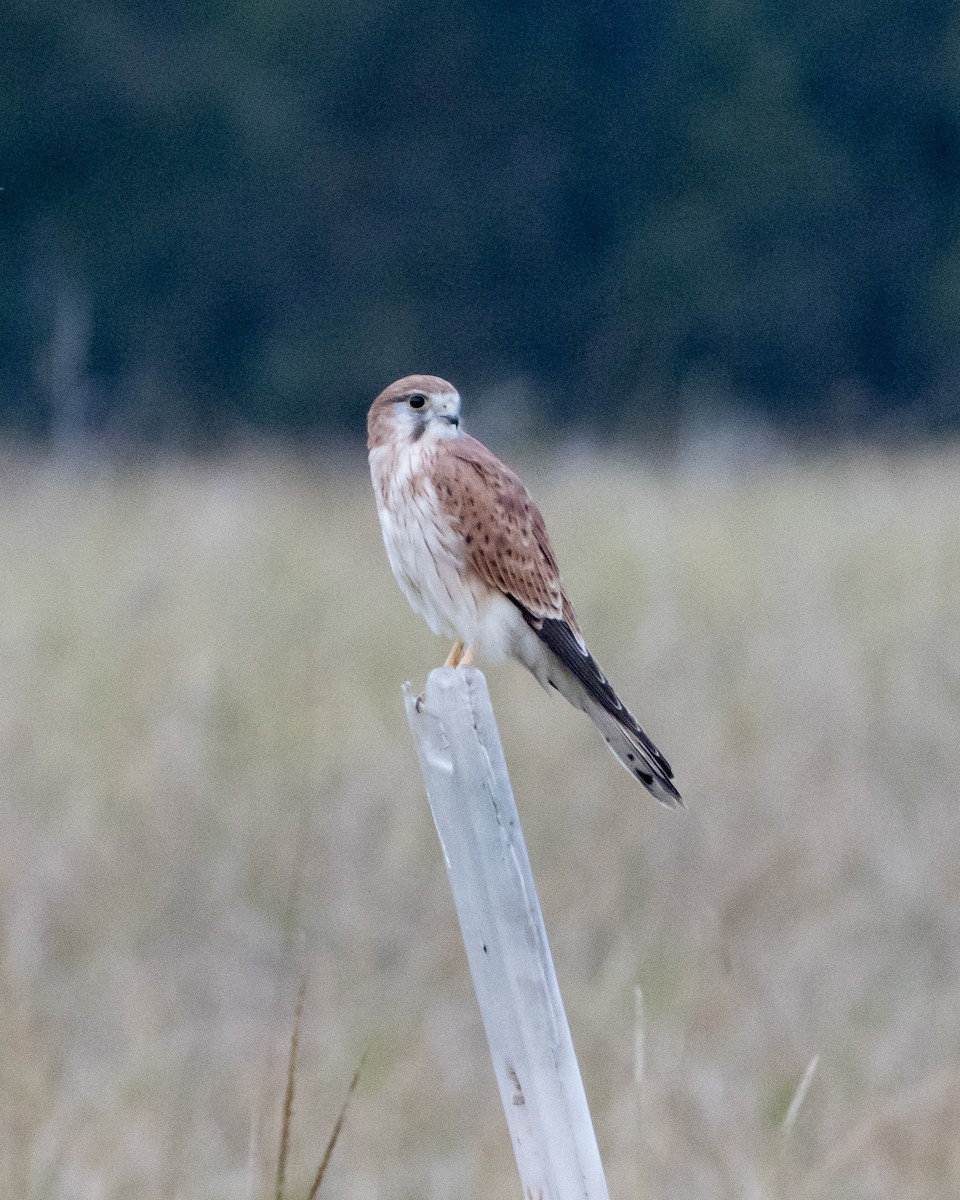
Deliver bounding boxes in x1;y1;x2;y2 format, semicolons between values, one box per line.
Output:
367;374;681;807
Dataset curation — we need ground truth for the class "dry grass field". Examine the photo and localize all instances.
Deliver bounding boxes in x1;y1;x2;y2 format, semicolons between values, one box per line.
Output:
1;442;959;1199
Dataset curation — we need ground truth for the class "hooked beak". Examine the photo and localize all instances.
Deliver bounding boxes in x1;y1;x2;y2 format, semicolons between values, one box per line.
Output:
441;413;460;427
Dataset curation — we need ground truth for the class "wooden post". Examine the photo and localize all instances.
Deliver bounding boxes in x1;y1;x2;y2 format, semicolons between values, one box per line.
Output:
404;666;610;1200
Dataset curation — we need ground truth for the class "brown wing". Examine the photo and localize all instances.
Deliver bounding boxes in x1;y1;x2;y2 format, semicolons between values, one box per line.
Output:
431;434;583;641
432;435;679;801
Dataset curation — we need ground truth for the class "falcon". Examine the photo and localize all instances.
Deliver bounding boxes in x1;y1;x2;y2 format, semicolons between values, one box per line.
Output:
367;374;681;807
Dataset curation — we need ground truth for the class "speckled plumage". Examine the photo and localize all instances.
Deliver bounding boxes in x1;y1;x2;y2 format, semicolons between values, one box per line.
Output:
367;375;681;807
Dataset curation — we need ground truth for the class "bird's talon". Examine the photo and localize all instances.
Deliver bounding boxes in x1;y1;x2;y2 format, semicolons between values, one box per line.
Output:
444;639;465;668
415;693;425;713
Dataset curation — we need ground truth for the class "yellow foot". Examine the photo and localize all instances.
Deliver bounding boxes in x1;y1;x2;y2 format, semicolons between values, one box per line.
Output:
460;646;475;666
444;639;465;668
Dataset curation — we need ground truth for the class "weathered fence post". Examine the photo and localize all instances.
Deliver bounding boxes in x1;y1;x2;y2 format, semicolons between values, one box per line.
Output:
404;665;610;1200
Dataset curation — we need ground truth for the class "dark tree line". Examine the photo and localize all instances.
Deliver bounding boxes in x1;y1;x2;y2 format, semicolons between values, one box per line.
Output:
5;0;960;444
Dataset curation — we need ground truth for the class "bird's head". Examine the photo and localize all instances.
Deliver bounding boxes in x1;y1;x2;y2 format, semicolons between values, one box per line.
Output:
367;375;462;450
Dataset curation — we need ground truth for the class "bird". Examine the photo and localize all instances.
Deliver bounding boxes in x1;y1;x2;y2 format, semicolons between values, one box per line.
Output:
367;374;681;807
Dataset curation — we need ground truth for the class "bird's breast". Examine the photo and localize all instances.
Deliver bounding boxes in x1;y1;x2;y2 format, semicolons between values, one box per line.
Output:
369;442;483;641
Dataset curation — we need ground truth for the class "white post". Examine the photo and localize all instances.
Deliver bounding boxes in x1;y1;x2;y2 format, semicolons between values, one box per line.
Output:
404;666;610;1200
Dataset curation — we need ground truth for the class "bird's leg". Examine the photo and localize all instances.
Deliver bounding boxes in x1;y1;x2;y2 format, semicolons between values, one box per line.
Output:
459;645;475;666
444;639;465;668
419;640;467;709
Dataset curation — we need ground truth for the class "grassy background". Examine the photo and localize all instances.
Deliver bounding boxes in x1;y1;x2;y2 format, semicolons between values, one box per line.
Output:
1;444;959;1199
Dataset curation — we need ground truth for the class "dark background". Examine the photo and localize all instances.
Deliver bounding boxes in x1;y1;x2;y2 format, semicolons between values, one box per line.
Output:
6;0;960;446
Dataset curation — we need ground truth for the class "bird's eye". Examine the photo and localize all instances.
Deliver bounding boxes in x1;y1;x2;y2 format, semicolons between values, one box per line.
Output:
408;394;427;409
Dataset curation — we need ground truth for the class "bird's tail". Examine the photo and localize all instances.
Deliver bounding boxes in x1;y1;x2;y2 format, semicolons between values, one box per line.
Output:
580;691;682;809
519;611;682;808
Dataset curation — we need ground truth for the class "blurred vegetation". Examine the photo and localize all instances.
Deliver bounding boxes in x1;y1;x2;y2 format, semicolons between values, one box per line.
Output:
5;0;960;443
1;448;959;1196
